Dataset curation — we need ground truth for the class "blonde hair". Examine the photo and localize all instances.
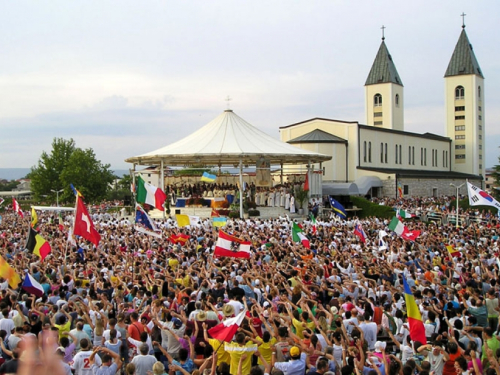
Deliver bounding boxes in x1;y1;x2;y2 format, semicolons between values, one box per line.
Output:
95;317;104;336
125;363;136;375
153;362;165;375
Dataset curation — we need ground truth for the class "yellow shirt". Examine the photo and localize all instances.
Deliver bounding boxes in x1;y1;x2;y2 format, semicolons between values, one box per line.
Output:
169;258;179;269
209;338;231;366
175;274;190;288
224;341;257;375
292;318;315;339
255;336;277;365
54;320;71;339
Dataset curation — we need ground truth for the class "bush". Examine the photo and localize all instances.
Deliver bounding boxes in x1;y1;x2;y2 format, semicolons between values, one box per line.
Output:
350;196;395;219
248;209;260;217
228;211;240;219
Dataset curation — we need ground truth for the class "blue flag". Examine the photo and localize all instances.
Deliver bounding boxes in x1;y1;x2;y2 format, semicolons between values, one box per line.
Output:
135;204;161;238
329;196;347;218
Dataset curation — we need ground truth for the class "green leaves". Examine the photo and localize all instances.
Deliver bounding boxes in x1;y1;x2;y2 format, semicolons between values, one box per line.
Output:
30;138;114;204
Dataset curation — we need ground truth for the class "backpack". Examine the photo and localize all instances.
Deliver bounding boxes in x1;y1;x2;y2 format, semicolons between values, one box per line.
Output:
384;312;397;335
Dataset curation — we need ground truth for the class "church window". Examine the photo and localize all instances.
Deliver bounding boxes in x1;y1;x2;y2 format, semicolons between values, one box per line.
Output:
455;86;465;100
455;126;465;131
455;135;465;140
374;94;382;107
374;121;383;126
420;148;423;166
478;86;481;99
479;135;482;140
424;148;427;166
479;145;482;150
443;150;445;167
403;185;409;195
395;145;398;164
380;143;384;163
455;106;465;111
408;146;411;164
455;145;466;149
479;155;482;160
479;125;482;130
368;142;372;163
478;115;482;120
412;146;415;165
385;143;388;163
363;142;367;162
399;145;402;165
374;112;382;117
479;164;482;169
455;154;466;159
478;106;482;111
455;115;465;120
395;94;400;107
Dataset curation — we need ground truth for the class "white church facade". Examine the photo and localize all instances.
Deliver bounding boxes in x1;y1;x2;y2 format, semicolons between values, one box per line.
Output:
280;25;484;198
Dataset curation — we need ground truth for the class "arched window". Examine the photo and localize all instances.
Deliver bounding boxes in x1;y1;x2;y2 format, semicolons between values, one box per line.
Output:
478;86;481;99
395;94;399;107
374;94;382;107
455;86;465;100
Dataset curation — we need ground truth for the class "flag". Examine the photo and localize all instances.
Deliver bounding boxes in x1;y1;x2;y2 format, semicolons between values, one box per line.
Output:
201;172;217;183
309;213;317;234
353;221;366;243
467;182;500;210
0;257;20;289
446;244;461;258
22;273;44;297
58;211;64;231
211;197;226;209
397;181;403;198
304;172;309;192
67;227;76;247
176;214;200;227
26;228;52;261
211;208;220;217
169;233;190;245
136;175;166;211
12;198;23;218
208;309;247;343
213;217;228;228
402;276;427;344
329;197;347;219
70;183;83;197
214;230;251;259
135;204;162;238
388;217;421;241
292;222;310;248
396;209;414;219
31;207;38;228
378;230;388;249
74;196;101;246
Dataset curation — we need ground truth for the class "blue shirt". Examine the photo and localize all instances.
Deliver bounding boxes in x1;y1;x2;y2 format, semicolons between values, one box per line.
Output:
172;358;195;375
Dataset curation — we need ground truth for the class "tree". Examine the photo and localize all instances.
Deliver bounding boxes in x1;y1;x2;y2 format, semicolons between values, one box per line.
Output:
29;138;115;203
493;158;500;200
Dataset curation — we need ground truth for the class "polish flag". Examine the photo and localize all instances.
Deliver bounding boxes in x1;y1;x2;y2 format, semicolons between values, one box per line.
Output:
12;198;23;218
214;231;251;259
208;309;247;342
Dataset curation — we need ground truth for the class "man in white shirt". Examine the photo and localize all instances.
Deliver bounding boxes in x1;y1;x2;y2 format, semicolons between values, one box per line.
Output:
358;314;378;350
72;338;102;375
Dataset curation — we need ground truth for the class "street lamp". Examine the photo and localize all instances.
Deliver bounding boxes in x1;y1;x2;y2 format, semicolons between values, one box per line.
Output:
450;183;465;228
51;189;64;207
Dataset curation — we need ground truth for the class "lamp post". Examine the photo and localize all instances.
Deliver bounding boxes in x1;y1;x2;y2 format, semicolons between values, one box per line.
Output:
50;189;64;207
450;183;465;228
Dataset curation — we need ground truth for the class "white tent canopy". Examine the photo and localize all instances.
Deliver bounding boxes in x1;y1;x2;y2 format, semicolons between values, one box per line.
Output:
125;110;331;166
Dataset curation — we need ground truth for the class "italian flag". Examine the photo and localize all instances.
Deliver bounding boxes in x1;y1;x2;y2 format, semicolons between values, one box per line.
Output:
309;213;317;234
292;222;310;248
388;217;420;241
136;175;167;211
396;209;414;219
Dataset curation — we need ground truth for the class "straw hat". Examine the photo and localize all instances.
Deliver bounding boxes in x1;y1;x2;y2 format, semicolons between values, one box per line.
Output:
196;311;207;322
222;304;235;317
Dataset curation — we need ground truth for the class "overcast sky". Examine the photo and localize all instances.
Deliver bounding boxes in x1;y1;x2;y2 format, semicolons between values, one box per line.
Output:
1;1;499;171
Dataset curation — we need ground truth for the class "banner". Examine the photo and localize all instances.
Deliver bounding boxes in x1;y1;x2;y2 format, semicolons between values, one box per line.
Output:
256;158;271;187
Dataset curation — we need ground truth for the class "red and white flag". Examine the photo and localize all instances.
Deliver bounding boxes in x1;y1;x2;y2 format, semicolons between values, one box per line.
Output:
214;230;251;259
74;196;101;246
12;198;23;218
208;309;247;342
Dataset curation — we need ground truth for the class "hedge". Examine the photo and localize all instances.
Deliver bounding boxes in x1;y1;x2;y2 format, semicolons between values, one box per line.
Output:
350;196;395;219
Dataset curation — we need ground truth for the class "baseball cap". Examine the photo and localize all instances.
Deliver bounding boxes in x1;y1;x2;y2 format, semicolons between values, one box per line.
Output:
290;346;301;358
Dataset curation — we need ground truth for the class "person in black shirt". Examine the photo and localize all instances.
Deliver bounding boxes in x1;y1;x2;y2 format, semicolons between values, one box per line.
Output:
0;348;19;374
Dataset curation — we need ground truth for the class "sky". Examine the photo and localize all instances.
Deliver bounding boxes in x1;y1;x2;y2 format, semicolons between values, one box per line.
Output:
1;1;499;171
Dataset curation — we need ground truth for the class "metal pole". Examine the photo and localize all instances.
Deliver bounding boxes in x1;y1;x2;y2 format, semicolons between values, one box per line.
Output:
239;158;244;219
280;162;283;185
160;160;165;219
450;182;465;228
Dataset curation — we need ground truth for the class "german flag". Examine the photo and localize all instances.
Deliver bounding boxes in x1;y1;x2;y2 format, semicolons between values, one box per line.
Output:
26;228;51;261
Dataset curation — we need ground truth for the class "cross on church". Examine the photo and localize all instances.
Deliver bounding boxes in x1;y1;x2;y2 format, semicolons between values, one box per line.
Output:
381;25;386;40
461;12;466;28
225;95;232;109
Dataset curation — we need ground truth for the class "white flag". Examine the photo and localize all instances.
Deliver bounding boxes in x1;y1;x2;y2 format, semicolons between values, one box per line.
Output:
467;182;500;210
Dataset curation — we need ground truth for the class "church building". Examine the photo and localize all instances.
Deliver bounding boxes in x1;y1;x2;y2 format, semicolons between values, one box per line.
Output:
279;24;485;198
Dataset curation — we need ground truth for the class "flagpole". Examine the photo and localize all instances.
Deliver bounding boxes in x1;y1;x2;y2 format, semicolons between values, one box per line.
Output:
160;160;165;220
239;158;243;219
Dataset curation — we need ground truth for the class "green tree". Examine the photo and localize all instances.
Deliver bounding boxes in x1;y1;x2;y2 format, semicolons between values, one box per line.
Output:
492;158;500;200
29;138;114;203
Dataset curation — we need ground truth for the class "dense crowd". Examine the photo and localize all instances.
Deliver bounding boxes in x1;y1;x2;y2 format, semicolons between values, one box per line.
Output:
0;194;499;375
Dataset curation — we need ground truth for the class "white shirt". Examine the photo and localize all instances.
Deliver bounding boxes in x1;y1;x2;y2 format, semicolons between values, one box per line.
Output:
72;350;102;375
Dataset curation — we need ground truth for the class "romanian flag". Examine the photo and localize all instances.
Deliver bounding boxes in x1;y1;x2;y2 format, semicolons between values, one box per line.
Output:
403;276;427;344
26;228;52;261
446;244;461;257
0;257;21;289
31;207;38;228
201;172;216;183
70;183;83;197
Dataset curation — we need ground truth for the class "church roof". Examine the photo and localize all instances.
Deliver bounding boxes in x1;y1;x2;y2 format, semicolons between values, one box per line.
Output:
288;129;347;144
365;40;403;86
445;29;484;78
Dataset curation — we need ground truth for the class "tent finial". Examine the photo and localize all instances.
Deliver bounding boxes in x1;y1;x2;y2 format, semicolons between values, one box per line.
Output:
225;95;232;110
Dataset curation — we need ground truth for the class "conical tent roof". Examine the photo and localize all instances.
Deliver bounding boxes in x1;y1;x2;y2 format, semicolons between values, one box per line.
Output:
125;110;331;166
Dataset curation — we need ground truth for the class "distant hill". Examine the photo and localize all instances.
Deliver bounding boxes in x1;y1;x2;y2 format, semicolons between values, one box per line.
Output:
0;168;130;181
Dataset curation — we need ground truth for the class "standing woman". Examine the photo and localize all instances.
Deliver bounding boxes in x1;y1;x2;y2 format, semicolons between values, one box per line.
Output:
116;313;129;364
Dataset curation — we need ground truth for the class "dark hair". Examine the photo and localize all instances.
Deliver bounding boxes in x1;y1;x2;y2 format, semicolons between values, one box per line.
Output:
179;348;188;361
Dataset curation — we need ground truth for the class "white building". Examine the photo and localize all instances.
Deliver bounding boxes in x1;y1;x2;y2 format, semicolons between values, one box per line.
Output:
280;25;484;198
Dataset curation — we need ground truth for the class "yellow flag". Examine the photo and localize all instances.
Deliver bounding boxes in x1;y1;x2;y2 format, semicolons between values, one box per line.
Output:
31;207;38;228
0;257;21;289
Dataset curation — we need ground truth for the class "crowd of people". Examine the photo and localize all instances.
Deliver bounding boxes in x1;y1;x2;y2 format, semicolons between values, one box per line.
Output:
0;194;499;375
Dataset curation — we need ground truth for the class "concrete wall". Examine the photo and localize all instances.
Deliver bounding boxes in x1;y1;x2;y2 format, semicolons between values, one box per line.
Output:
382;178;483;198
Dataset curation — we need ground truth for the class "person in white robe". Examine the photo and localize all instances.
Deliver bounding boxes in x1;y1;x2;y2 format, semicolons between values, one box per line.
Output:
268;190;274;207
290;195;296;213
285;193;290;210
